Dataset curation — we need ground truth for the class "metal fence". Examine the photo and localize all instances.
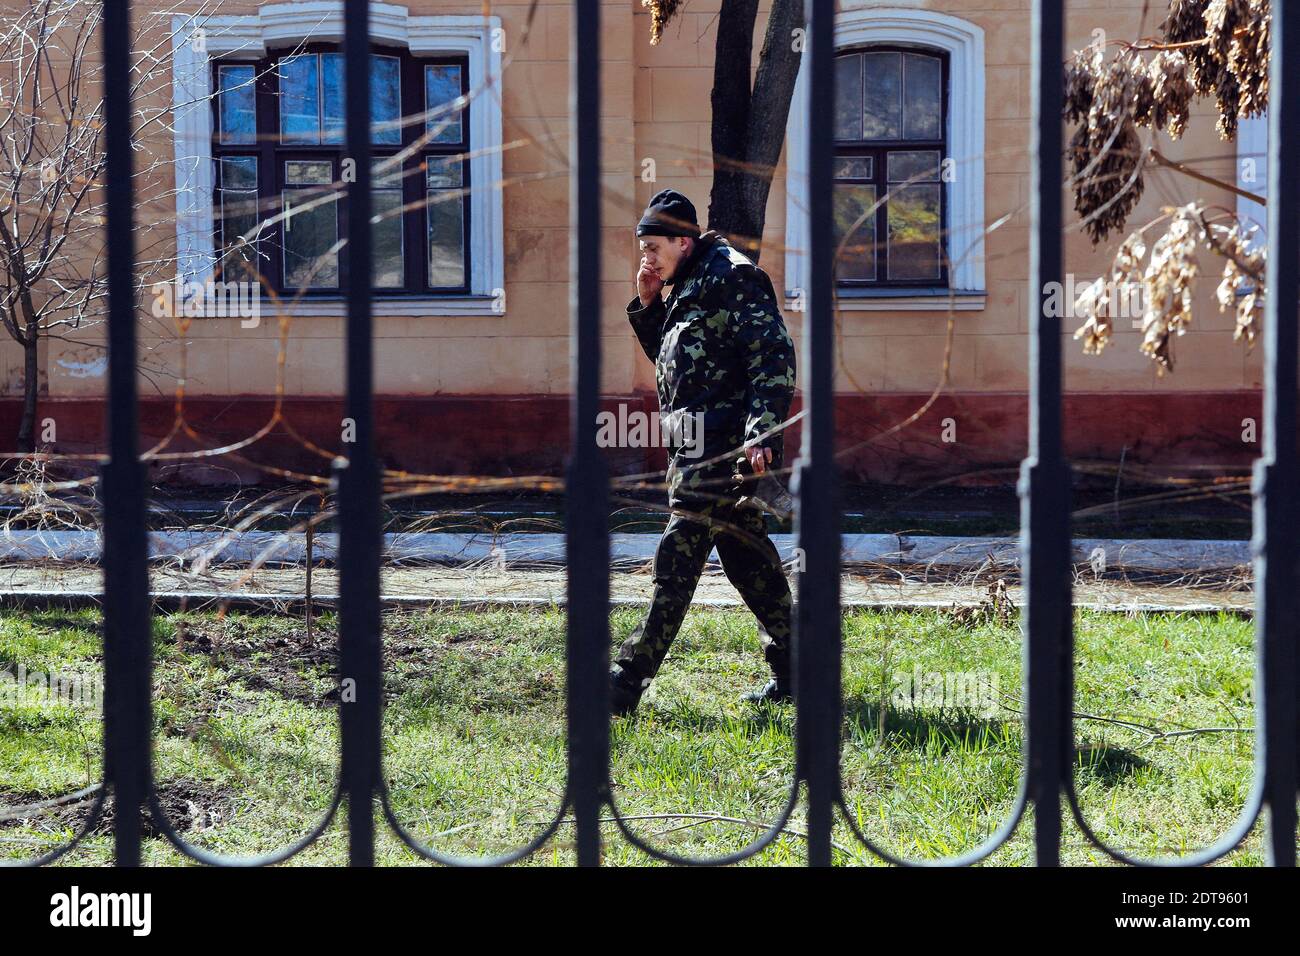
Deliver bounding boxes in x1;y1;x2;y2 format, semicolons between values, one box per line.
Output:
14;0;1298;867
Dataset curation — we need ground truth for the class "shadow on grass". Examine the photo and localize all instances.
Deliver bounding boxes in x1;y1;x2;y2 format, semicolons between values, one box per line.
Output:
626;696;1024;752
12;614;102;635
623;699;795;737
843;698;1016;755
1073;744;1149;784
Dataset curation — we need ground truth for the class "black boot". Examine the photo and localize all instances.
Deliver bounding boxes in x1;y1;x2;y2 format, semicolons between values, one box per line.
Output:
741;674;794;705
610;665;647;717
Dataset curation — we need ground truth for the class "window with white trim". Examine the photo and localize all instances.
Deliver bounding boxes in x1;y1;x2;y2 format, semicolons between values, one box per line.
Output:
212;46;470;295
785;7;985;308
171;3;505;315
832;46;948;287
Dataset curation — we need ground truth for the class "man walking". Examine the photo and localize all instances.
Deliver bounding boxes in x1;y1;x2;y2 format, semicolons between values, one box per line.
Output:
610;188;797;716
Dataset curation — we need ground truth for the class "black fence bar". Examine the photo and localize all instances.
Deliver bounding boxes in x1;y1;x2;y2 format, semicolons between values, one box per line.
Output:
101;0;152;868
1021;0;1070;867
1258;0;1298;867
795;0;841;868
566;0;611;866
337;0;383;867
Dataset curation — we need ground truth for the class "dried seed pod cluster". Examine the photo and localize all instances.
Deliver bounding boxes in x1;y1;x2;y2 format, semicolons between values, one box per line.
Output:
1164;0;1220;94
1066;0;1269;243
1073;230;1147;355
1162;0;1270;138
1139;206;1202;374
1147;50;1194;139
1228;0;1271;118
1065;48;1151;243
1064;4;1270;375
1075;204;1267;374
641;0;683;46
1212;220;1266;347
1072;277;1115;355
1063;44;1199;244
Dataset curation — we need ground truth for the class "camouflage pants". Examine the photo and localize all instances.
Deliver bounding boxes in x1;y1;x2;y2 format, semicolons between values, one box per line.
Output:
615;452;793;683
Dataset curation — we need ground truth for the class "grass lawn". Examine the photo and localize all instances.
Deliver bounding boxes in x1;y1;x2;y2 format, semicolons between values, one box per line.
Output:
0;602;1260;865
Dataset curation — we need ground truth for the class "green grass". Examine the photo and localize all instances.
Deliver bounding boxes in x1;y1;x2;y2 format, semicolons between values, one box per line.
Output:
0;604;1262;865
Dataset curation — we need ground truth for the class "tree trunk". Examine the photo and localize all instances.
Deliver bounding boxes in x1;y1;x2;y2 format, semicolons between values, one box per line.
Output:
706;0;804;265
17;332;37;453
707;0;759;250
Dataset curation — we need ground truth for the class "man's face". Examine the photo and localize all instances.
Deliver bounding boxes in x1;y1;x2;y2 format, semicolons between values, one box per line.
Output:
639;236;693;284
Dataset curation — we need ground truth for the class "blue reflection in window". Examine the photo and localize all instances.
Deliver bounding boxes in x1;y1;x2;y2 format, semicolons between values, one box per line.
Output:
425;65;463;144
218;65;256;144
318;53;401;144
279;55;320;143
322;53;344;144
372;56;401;144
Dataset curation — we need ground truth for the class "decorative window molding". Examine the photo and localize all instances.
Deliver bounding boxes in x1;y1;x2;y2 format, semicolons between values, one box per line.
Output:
784;6;985;302
171;2;504;314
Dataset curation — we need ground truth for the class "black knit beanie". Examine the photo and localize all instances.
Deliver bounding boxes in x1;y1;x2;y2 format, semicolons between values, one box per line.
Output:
636;189;701;238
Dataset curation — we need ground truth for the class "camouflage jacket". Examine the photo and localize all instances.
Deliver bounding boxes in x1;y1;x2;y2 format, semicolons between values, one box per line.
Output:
627;232;796;463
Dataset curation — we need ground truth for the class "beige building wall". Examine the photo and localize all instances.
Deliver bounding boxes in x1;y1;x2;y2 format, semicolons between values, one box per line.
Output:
5;0;1261;404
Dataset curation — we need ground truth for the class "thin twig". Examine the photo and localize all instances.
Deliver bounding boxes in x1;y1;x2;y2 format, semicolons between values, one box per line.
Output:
555;811;860;858
999;693;1253;742
0;782;102;821
1150;148;1265;205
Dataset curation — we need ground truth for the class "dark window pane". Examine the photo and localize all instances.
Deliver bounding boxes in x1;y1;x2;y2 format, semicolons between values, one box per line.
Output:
221;156;258;190
221;190;260;268
426;157;463;188
285;160;333;185
372;56;402;145
219;158;259;269
322;53;344;144
888;150;940;182
280;55;320;144
218;65;256;144
834;54;862;141
833;156;872;180
832;184;876;282
428;191;465;287
373;157;404;190
903;53;942;140
252;52;473;295
282;190;339;288
862;51;901;140
373;190;405;288
425;65;463;144
888;183;941;280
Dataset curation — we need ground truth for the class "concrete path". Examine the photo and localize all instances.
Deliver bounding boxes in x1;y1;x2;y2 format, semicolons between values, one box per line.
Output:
0;562;1252;614
0;528;1253;571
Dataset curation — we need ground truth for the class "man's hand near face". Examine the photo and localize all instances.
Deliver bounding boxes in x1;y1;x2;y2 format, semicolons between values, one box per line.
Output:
637;257;665;308
746;445;773;475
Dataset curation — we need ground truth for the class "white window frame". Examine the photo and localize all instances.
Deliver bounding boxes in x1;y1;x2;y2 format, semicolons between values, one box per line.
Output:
784;6;986;309
1236;113;1267;249
171;2;504;316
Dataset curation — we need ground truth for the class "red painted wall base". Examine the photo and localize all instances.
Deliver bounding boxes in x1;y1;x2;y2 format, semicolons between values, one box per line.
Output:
1;391;1265;488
